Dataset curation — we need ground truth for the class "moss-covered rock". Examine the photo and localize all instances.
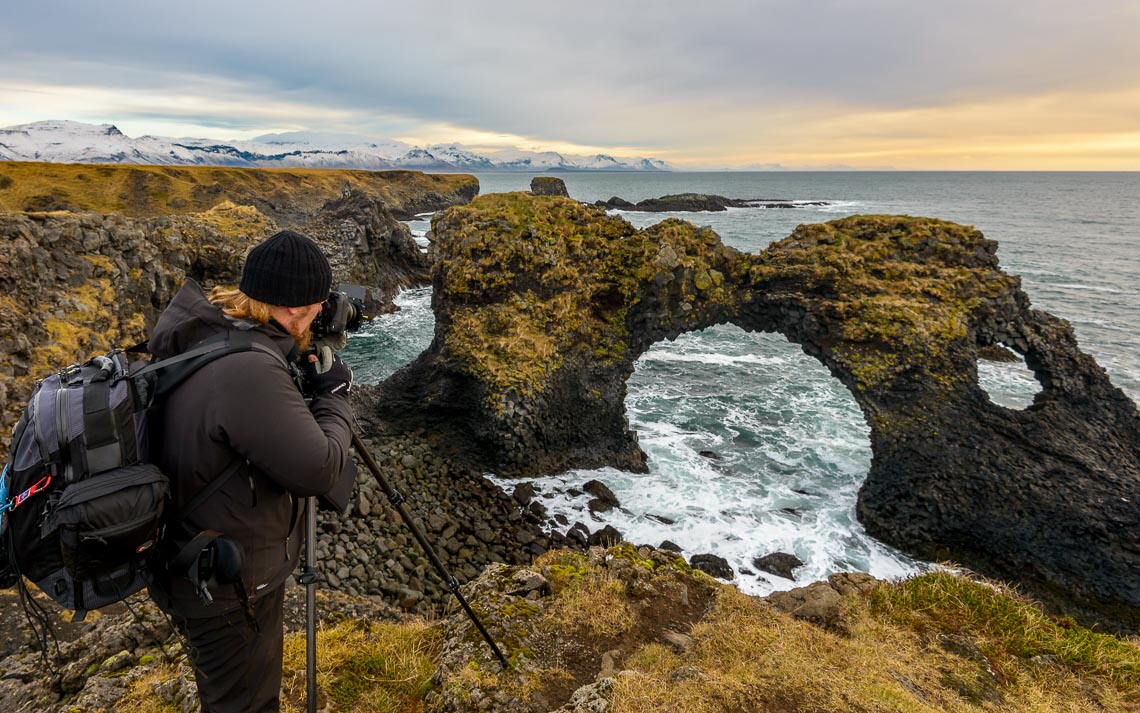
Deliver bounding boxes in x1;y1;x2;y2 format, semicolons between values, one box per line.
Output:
376;194;1140;632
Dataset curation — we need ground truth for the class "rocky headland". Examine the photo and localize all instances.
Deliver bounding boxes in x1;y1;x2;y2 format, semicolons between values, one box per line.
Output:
378;192;1140;633
595;193;830;211
1;167;1139;711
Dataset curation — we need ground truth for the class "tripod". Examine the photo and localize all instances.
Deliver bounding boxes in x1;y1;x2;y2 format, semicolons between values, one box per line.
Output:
301;432;510;713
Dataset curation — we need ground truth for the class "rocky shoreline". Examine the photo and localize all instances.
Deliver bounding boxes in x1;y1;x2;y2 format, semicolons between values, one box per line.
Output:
594;193;830;211
1;165;1139;711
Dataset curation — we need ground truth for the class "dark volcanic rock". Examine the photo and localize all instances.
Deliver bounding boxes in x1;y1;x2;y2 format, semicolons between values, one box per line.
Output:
753;552;805;580
512;482;537;506
375;192;1140;632
583;479;620;508
602;195;634;208
595;193;831;212
690;553;734;580
978;343;1021;362
587;498;614;514
588;524;624;547
0;168;477;457
530;176;569;197
597;193;744;211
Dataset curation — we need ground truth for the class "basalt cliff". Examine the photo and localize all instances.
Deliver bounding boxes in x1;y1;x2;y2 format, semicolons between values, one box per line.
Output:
0;162;477;452
377;192;1140;631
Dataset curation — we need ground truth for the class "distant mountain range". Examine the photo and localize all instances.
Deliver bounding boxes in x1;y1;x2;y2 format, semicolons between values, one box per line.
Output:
0;121;671;172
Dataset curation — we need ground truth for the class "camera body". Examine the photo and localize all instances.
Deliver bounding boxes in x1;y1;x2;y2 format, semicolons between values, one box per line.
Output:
311;285;367;338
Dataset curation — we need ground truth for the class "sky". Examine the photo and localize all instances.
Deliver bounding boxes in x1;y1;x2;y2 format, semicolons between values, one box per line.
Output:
1;1;1139;170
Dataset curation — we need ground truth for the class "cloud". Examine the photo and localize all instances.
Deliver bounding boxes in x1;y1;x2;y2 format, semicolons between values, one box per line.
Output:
1;1;1138;167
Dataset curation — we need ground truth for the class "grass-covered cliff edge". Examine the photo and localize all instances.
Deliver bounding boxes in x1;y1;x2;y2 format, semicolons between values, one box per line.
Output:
0;161;475;219
4;544;1137;712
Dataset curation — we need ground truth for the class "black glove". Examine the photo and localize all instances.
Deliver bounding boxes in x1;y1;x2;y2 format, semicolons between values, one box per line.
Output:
305;353;352;397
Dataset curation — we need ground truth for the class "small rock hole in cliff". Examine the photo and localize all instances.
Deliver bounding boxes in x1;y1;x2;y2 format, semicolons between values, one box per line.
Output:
515;324;925;596
976;343;1042;410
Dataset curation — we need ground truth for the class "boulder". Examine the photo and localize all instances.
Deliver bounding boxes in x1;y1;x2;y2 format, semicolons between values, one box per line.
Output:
588;525;624;547
512;482;537;506
689;553;734;580
583;479;620;507
767;581;843;628
752;552;804;580
530;176;569;197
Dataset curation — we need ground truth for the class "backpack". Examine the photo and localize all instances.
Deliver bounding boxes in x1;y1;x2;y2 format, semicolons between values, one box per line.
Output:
0;329;288;620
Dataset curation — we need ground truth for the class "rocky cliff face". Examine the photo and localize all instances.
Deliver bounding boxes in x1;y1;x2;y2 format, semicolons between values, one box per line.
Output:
376;193;1140;631
0;165;478;457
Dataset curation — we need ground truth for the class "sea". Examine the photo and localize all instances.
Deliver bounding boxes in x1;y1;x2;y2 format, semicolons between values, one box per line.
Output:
341;171;1140;596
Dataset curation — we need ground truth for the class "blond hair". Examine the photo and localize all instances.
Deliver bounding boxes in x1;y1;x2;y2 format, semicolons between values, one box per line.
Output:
208;286;273;324
208;286;313;354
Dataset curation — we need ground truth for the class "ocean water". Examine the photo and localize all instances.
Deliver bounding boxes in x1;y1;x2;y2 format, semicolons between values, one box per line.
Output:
343;172;1140;595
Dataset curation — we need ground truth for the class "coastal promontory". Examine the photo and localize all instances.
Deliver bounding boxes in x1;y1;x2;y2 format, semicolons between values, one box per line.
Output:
1;171;1138;711
378;192;1140;631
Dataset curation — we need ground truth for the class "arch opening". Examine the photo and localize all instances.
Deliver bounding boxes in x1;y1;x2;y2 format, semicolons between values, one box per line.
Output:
976;343;1043;411
517;324;926;595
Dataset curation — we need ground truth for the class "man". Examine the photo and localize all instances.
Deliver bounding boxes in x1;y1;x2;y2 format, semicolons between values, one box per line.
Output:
147;229;355;713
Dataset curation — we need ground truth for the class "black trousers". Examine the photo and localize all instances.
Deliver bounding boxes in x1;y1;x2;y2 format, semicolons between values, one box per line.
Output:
172;586;286;713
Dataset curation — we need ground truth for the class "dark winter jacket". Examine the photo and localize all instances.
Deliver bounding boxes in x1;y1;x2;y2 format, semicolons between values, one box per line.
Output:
146;279;354;618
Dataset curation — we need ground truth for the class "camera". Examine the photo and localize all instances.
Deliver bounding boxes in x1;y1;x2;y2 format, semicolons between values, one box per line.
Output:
311;284;367;338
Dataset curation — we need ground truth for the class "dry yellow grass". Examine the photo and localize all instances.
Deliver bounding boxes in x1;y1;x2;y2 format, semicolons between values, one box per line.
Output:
610;575;1140;713
119;563;1139;713
0;161;476;218
120;658;191;713
545;571;634;639
280;619;442;713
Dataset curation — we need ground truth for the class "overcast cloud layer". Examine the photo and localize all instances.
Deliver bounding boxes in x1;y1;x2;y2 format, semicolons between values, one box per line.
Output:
2;0;1139;168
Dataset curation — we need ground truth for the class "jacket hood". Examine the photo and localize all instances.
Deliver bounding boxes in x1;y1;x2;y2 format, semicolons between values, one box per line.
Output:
148;279;297;360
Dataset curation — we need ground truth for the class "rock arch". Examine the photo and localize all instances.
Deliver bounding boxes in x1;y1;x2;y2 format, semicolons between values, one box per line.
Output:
376;193;1140;630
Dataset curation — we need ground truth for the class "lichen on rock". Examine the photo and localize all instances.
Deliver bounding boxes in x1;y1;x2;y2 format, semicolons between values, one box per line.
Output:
377;193;1140;632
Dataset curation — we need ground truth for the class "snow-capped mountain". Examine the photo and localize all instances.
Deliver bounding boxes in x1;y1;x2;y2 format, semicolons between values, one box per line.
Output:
0;121;671;171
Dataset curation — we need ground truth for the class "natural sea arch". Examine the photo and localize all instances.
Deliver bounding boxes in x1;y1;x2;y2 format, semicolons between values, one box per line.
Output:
582;325;923;593
377;193;1140;630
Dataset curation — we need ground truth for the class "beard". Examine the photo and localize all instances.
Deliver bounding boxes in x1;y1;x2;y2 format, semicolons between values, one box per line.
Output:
290;326;313;355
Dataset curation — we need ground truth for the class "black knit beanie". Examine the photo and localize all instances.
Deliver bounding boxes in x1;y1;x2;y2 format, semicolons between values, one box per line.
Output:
239;230;333;307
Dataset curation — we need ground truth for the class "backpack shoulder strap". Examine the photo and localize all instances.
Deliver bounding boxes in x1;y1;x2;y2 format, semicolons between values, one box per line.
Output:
152;329;294;525
137;329;289;399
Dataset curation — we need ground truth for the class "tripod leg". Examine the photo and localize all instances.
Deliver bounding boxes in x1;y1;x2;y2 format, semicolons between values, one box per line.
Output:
349;431;510;670
305;496;318;713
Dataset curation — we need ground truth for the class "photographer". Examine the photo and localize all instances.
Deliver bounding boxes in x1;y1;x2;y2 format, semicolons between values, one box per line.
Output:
147;230;355;713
